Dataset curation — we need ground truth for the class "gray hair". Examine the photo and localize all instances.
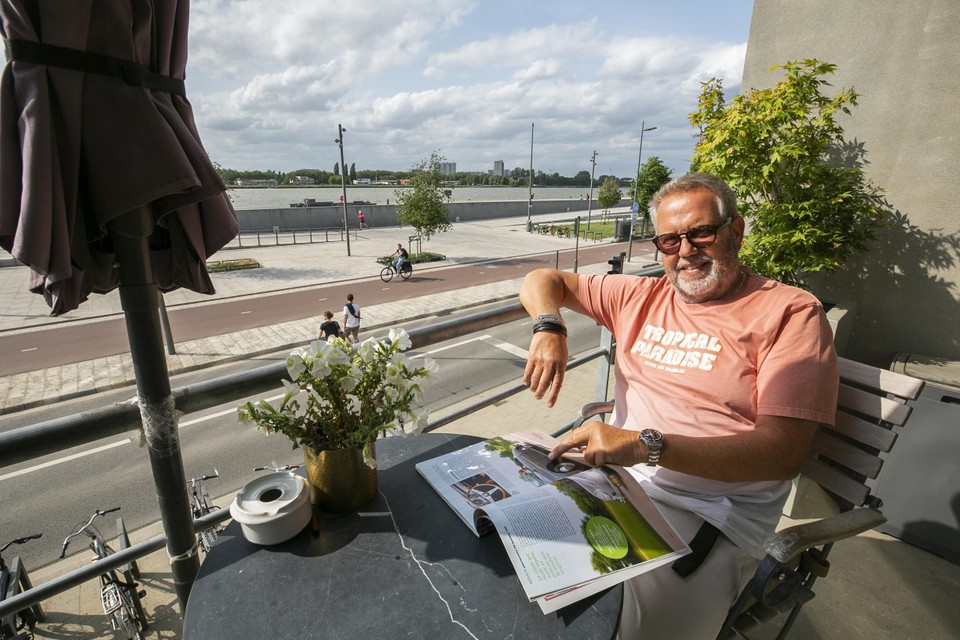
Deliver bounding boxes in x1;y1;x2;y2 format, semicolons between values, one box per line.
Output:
648;173;739;223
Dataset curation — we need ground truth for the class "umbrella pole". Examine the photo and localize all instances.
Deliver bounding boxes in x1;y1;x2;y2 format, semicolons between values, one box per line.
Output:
108;206;200;613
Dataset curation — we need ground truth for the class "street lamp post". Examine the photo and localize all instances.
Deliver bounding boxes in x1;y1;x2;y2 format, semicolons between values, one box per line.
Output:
586;150;597;230
335;124;351;257
627;121;657;262
526;122;534;232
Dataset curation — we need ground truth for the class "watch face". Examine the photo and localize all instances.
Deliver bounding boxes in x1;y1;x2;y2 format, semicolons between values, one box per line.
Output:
640;429;663;444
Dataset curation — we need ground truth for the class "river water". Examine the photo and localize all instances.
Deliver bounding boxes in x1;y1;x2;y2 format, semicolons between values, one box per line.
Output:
228;186;594;210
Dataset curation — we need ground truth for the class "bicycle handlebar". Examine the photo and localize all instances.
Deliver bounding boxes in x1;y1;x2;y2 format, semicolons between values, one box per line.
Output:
253;463;301;472
0;533;42;554
59;507;121;558
189;468;220;484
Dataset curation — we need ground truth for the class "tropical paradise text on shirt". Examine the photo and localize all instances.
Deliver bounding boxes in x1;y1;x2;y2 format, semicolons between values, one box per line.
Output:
630;324;721;373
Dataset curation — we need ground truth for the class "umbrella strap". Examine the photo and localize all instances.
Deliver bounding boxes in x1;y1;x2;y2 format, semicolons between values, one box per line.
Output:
3;38;185;96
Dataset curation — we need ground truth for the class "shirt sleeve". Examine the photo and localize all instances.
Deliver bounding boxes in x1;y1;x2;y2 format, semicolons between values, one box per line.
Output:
756;303;839;425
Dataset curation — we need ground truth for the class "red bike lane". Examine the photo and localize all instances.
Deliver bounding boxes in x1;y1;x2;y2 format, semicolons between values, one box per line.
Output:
0;243;653;376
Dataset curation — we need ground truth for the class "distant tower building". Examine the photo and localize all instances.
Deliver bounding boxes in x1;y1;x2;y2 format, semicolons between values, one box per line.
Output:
494;160;504;177
439;162;457;175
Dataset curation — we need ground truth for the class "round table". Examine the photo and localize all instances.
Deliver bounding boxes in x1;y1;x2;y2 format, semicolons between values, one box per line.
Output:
183;433;622;639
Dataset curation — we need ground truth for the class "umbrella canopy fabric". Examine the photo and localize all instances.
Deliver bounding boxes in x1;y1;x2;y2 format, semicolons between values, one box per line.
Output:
0;0;238;316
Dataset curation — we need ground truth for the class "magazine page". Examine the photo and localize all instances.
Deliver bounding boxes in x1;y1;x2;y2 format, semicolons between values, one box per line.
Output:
476;449;689;608
416;430;689;613
415;431;574;536
527;465;690;613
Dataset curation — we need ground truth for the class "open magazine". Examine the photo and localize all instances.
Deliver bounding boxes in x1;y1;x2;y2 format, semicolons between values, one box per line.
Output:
415;430;690;613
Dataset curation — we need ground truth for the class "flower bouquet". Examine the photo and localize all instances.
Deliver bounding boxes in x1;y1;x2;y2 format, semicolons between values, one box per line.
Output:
238;328;439;467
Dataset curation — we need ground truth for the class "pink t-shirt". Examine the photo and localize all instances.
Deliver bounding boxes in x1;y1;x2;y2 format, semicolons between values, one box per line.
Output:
577;269;839;553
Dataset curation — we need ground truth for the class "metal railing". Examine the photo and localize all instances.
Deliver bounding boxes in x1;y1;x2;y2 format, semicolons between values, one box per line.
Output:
0;264;665;618
226;226;359;249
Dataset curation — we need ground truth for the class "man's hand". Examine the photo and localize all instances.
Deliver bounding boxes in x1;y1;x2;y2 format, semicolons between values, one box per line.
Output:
549;421;641;468
523;331;569;407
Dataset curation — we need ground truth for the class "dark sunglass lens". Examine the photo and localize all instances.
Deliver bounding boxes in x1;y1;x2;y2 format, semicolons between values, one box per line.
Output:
686;227;717;247
654;235;681;254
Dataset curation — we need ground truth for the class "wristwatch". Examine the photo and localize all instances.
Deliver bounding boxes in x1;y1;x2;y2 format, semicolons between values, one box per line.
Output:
639;429;663;466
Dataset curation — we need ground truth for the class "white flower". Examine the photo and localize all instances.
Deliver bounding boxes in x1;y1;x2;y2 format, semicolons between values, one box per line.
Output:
389;327;412;351
286;353;306;379
281;379;303;404
357;339;378;363
419;357;440;379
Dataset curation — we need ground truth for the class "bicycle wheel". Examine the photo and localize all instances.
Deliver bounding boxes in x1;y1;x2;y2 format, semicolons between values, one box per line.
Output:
399;263;413;280
122;568;148;630
113;586;144;640
379;266;394;283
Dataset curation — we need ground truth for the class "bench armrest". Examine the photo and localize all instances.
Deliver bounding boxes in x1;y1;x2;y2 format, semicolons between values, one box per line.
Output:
764;508;887;564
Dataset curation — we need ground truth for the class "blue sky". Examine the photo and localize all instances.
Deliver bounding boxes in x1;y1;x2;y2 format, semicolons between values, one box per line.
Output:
187;1;754;178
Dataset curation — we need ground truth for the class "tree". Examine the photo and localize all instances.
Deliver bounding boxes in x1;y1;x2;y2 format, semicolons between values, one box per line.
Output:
349;163;357;182
632;156;672;216
690;59;885;287
597;177;622;210
393;151;452;240
333;162;340;176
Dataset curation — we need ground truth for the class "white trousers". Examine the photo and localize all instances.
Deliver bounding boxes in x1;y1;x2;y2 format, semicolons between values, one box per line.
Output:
617;502;759;640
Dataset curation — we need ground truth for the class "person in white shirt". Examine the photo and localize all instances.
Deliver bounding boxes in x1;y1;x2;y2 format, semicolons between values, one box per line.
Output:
342;293;361;341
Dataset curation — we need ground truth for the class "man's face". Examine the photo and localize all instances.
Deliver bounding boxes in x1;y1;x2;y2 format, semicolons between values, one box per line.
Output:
655;188;744;303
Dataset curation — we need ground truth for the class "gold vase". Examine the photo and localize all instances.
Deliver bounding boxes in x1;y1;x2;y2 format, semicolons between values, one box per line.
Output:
302;444;378;513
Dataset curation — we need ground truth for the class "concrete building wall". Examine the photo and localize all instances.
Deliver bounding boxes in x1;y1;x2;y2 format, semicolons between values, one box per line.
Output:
742;0;960;366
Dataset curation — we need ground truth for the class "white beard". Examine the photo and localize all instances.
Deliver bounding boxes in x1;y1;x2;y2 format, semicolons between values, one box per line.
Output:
667;255;738;303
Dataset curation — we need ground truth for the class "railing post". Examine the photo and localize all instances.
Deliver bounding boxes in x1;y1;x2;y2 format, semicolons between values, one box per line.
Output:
595;327;614;403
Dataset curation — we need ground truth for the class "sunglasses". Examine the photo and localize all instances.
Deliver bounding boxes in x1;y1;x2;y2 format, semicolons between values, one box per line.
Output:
652;217;733;255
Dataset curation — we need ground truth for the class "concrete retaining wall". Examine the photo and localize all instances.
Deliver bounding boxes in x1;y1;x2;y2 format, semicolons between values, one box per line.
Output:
235;199;628;232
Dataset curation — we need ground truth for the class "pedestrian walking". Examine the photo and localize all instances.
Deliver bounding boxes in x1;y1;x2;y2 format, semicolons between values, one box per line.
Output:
317;310;342;341
358;210;368;229
342;293;361;341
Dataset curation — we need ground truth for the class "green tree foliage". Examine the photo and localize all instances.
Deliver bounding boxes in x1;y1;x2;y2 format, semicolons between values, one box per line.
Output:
333;162;340;176
690;59;885;287
393;151;452;240
597;177;622;210
632;156;672;215
349;163;357;182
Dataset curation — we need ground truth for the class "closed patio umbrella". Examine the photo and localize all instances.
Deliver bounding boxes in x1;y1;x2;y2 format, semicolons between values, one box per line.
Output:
0;0;239;610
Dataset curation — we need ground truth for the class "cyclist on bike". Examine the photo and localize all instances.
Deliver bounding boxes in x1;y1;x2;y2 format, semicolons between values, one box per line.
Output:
390;244;409;274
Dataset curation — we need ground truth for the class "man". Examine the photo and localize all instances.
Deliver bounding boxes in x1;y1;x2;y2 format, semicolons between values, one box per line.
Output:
390;243;409;274
519;173;838;639
342;293;361;342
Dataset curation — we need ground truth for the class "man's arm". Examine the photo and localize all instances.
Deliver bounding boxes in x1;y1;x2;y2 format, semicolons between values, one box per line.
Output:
519;269;591;408
549;415;817;482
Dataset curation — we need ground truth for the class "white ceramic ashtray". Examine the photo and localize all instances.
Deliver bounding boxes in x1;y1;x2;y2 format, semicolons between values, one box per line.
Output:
229;472;312;546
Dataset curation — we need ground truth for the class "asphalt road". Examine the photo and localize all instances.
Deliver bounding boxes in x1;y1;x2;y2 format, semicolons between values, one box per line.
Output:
0;306;602;569
0;243;628;376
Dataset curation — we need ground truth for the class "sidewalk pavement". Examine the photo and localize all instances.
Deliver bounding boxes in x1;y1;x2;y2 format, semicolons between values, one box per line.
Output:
0;210;637;414
4;212;960;639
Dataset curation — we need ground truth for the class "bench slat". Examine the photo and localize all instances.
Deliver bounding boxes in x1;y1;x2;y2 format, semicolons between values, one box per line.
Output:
800;457;870;507
830;411;898;452
810;431;884;479
838;358;925;400
837;384;913;427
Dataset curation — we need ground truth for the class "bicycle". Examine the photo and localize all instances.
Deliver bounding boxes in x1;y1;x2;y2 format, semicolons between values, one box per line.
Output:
379;260;412;282
188;469;222;553
59;508;147;640
1;534;44;640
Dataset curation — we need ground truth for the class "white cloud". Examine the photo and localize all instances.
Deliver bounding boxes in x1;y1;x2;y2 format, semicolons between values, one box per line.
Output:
186;0;751;176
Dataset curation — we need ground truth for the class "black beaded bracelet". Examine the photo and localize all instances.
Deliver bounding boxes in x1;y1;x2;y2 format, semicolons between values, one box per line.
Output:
533;321;568;336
